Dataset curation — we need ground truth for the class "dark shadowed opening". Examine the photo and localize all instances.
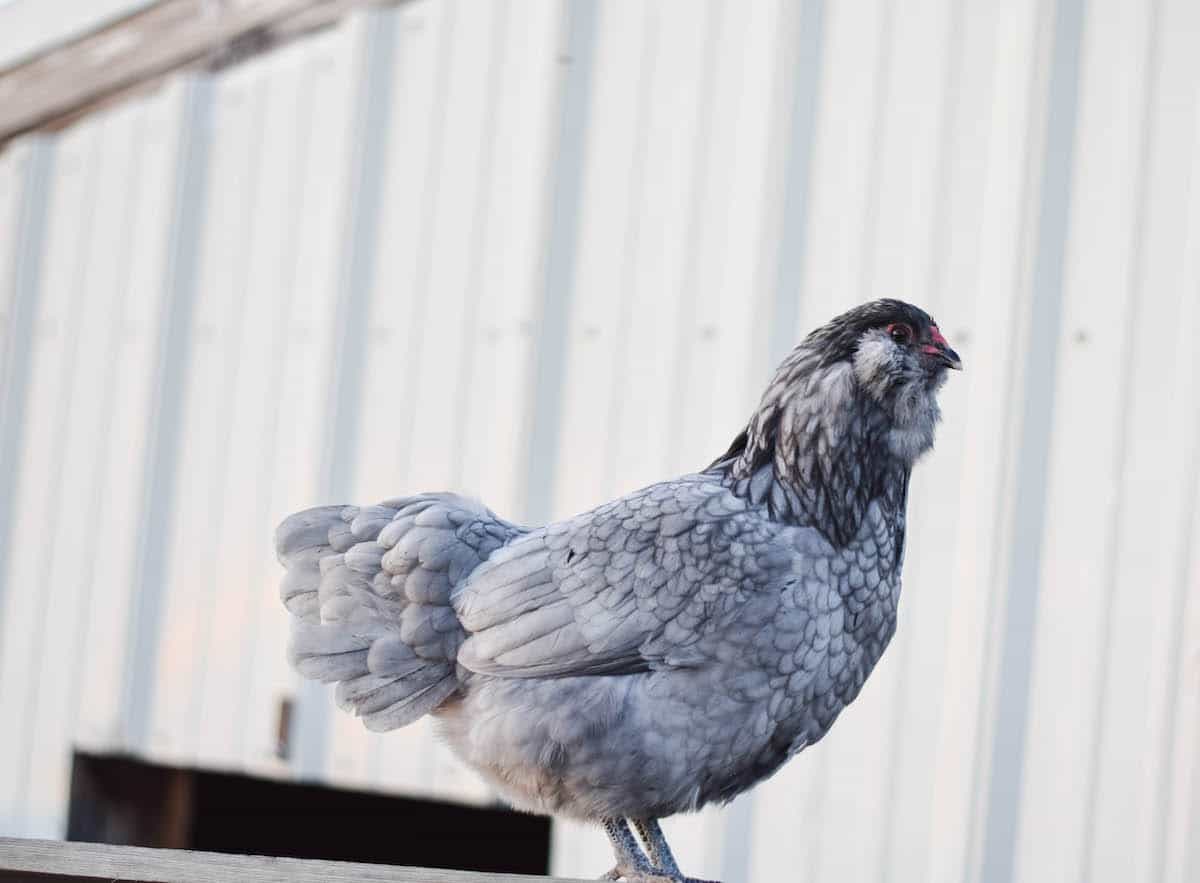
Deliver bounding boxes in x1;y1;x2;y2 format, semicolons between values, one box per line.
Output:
65;752;551;875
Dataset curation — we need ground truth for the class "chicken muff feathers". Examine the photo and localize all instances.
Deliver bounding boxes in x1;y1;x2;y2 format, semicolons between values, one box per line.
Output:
714;297;961;546
275;299;960;883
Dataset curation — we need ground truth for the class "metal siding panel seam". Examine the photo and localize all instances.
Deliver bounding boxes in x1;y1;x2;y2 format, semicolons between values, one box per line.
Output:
122;75;215;754
0;138;51;671
0;120;101;836
143;62;268;767
979;0;1086;876
522;0;599;529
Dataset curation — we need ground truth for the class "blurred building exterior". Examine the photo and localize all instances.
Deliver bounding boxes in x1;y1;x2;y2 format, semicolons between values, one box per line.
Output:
0;0;1198;881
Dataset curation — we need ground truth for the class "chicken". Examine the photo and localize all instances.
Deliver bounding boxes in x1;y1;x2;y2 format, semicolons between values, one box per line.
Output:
276;299;961;882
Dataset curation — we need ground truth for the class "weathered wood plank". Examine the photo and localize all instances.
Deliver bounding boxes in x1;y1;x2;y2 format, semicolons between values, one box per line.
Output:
0;838;588;883
0;0;382;143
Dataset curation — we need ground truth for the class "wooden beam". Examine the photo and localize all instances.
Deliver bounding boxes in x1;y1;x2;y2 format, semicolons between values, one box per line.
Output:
0;0;383;143
0;838;590;883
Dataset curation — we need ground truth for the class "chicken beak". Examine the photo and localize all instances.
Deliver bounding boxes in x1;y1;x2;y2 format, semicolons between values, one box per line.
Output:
939;345;963;371
926;326;963;370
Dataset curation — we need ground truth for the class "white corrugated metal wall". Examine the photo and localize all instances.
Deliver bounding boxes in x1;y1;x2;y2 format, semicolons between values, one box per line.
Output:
0;1;1198;881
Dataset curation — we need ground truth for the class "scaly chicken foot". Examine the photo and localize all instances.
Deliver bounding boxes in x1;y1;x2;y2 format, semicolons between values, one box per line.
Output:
600;817;720;883
632;818;720;883
601;817;663;881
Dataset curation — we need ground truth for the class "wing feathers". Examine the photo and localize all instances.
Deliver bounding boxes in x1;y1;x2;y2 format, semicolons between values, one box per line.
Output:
453;477;747;679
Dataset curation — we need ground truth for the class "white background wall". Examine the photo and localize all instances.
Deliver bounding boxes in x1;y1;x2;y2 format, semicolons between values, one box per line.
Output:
0;1;1198;881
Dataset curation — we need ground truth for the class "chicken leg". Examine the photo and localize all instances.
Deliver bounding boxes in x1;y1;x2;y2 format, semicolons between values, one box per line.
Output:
632;818;719;883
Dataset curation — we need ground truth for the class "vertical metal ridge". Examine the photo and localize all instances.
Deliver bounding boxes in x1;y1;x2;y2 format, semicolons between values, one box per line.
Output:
1147;12;1200;874
962;4;1055;865
449;0;512;491
322;10;400;504
856;0;897;303
0;139;51;643
663;0;721;476
9;124;104;824
1080;0;1163;874
522;0;600;525
1152;368;1200;883
50;102;150;763
1155;402;1200;882
766;0;826;368
121;76;214;751
387;0;458;510
925;0;970;313
600;1;657;499
979;0;1087;878
0;139;53;831
177;72;269;768
1172;468;1200;883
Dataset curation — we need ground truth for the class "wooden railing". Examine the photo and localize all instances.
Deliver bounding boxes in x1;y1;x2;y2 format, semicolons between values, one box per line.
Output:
0;0;386;142
0;838;588;883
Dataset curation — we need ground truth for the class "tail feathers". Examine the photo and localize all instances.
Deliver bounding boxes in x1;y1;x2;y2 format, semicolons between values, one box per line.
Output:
275;495;521;731
277;505;344;620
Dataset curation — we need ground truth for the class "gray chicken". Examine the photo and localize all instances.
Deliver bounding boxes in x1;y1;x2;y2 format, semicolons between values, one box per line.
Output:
276;299;961;882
